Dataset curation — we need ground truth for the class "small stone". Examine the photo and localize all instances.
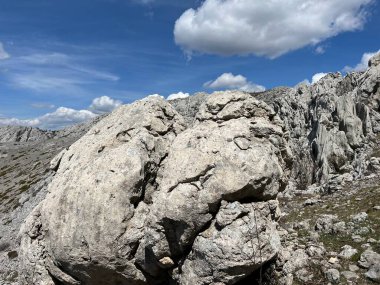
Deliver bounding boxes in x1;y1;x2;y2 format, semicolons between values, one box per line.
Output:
352;235;363;243
355;226;370;235
361;243;371;249
325;268;340;284
351;212;368;223
304;198;320;206
329;257;339;264
307;245;326;258
159;257;175;268
365;264;380;283
374;206;380;210
341;271;358;281
349;264;359;272
339;245;358;259
368;238;377;243
358;249;380;269
315;214;337;233
332;222;347;234
295;268;314;283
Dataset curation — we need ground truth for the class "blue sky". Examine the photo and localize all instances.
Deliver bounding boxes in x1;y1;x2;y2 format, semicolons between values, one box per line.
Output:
0;0;379;129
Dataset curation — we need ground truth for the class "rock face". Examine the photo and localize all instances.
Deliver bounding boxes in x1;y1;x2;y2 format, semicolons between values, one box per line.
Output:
254;52;380;192
19;92;291;284
0;117;104;284
179;201;281;284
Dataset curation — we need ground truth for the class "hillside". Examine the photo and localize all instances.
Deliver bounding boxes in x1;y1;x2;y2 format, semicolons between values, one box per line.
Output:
0;53;379;285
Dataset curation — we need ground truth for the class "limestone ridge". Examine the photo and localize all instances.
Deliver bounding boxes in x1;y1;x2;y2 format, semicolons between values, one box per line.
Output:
253;53;380;192
0;126;54;143
0;114;106;143
2;52;378;284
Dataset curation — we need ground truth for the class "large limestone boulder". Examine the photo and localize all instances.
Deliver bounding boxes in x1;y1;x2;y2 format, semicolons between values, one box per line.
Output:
19;91;291;285
135;91;292;278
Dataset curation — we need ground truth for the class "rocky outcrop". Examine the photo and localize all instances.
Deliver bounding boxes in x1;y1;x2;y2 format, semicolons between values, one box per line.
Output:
7;52;380;285
19;92;291;284
253;53;380;192
0;126;53;143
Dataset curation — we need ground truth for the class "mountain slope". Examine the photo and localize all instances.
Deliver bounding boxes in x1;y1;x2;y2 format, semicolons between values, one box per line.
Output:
0;53;379;285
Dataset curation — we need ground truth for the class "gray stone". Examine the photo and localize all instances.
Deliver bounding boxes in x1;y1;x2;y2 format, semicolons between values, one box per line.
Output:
179;201;281;284
341;271;358;281
358;249;380;269
338;245;358;259
325;268;340;284
283;249;309;275
351;212;368;223
348;264;359;272
365;264;380;283
315;214;338;233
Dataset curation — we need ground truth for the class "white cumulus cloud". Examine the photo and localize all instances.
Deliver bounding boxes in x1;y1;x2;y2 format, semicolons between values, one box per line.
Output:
312;73;328;84
0;42;10;60
174;0;374;58
0;96;122;129
343;50;380;72
0;107;97;130
141;94;165;101
0;118;39;128
89;96;122;114
296;73;329;86
204;73;265;92
167;91;190;100
36;107;97;129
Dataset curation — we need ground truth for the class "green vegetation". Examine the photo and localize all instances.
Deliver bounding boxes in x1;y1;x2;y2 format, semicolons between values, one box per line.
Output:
279;183;380;285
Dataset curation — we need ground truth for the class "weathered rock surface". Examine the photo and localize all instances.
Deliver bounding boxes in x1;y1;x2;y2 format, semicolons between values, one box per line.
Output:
254;53;380;192
179;201;281;284
18;92;291;284
0;117;104;284
358;249;380;269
